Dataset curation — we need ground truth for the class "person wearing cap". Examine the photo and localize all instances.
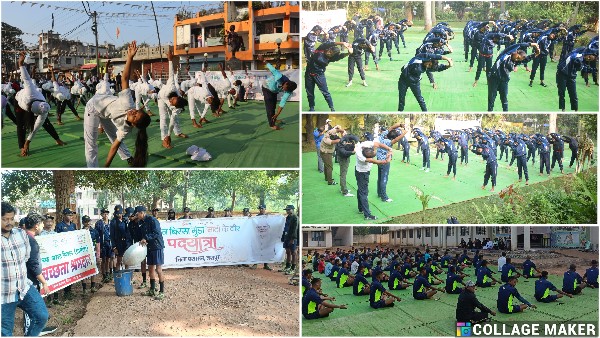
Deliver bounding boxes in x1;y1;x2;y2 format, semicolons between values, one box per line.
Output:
205;207;216;218
167;209;176;221
562;264;587;295
39;214;56;236
456;280;496;323
179;207;193;220
81;215;100;294
56;208;77;299
305;41;351;112
95;208;114;283
223;208;233;217
320;125;344;186
125;206;148;288
14;51;65;157
497;276;536;314
151;208;159;219
302;278;347;319
535;270;573;303
136;206;166;300
1;202;50;337
242;208;252;217
257;205;267;216
111;206;132;271
281;205;298;275
584;260;598;288
313;126;325;174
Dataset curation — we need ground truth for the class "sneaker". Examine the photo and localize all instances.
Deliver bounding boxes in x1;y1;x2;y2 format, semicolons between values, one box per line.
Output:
90;286;98;293
343;193;354;197
82;289;88;296
154;292;165;300
365;215;378;220
144;289;156;297
264;264;273;271
39;326;58;337
345;80;353;87
278;267;290;272
425;169;430;173
251;264;258;269
328;181;338;185
285;269;295;275
420;167;425;171
384;198;393;202
362;81;368;87
138;281;148;289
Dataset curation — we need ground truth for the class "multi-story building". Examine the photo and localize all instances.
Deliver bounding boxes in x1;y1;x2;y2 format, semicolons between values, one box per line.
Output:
302;226;353;249
172;1;299;71
37;30;117;73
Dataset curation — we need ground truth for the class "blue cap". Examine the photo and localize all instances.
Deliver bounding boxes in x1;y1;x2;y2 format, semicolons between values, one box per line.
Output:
284;204;295;210
134;206;147;214
114;206;123;215
62;208;75;215
258;204;266;209
82;215;91;223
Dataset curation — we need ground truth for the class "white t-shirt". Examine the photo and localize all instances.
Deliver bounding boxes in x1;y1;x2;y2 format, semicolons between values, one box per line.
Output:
497;256;506;272
355;141;375;172
350;260;359;275
15;66;46;112
52;81;71;100
158;61;178;101
91;89;134;142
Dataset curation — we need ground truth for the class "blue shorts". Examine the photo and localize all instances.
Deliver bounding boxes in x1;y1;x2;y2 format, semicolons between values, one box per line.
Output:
370;299;393;309
147;249;164;266
100;244;114;258
414;292;428;300
283;239;297;251
537;295;558;303
477;282;492;288
304;311;323;320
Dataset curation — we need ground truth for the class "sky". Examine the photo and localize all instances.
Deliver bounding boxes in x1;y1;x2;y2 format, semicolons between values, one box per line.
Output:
1;1;221;49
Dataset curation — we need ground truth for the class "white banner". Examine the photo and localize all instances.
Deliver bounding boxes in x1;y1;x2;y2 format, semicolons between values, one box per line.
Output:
159;215;286;268
193;69;300;102
37;230;99;296
300;9;348;36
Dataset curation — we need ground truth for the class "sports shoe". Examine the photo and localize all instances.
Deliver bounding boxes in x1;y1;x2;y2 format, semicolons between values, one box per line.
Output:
420;167;425;171
39;326;58;336
345;80;353;87
384;198;393;202
278;267;290;272
365;215;377;220
90;286;98;293
264;264;273;271
343;193;354;197
285;269;295;275
154;292;165;300
138;281;148;289
425;169;430;173
362;81;368;87
144;289;156;297
328;181;338;185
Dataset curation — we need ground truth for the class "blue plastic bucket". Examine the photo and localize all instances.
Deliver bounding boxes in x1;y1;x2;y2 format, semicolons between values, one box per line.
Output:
113;269;133;296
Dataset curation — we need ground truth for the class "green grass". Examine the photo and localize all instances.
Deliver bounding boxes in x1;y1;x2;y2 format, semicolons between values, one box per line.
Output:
1;100;299;168
302;267;599;336
302;27;599;112
301;147;590;224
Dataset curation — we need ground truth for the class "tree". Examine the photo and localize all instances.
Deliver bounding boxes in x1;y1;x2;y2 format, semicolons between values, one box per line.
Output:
424;1;433;31
431;0;437;26
1;22;26;72
53;170;75;225
304;114;315;146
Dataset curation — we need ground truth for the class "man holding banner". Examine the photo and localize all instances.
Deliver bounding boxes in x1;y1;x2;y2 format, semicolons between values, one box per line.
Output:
137;206;166;301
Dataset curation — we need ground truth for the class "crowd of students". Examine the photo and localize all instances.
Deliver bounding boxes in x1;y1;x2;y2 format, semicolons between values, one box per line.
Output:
1;201;299;336
303;14;598;112
1;41;297;167
313;117;583;220
301;246;598;324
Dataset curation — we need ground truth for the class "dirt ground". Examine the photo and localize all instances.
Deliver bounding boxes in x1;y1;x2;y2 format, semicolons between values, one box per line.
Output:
12;264;299;336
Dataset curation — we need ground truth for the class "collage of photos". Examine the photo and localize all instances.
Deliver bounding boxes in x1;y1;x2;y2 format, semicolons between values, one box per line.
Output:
1;0;599;338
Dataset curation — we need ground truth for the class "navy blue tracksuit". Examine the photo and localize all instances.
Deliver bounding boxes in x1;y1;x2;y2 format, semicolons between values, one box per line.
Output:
549;135;564;172
440;138;458;177
488;43;535;111
508;140;529;181
556;48;593;111
398;53;449;111
305;42;348;111
563;136;578;167
536;139;551;174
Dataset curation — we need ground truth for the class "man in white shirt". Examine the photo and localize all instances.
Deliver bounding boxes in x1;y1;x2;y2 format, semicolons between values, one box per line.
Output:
355;137;392;220
497;251;507;272
350;257;360;275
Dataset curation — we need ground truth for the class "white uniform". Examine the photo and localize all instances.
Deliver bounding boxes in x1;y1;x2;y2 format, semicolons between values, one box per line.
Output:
52;81;71;101
187;74;212;120
157;61;182;139
15;66;49;141
83;89;134;167
135;77;155;111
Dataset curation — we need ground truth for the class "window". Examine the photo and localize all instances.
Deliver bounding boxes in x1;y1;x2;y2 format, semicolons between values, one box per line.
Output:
65;58;72;65
206;26;222;39
311;231;324;242
92;192;99;199
446;227;453;237
290;17;299;34
476;227;486;235
417;228;421;238
425;228;431;237
460;227;469;236
402;230;406;239
434;227;438;237
409;229;413;238
77;192;82;199
93;208;99;215
256;19;284;35
391;232;395;239
396;231;400;238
